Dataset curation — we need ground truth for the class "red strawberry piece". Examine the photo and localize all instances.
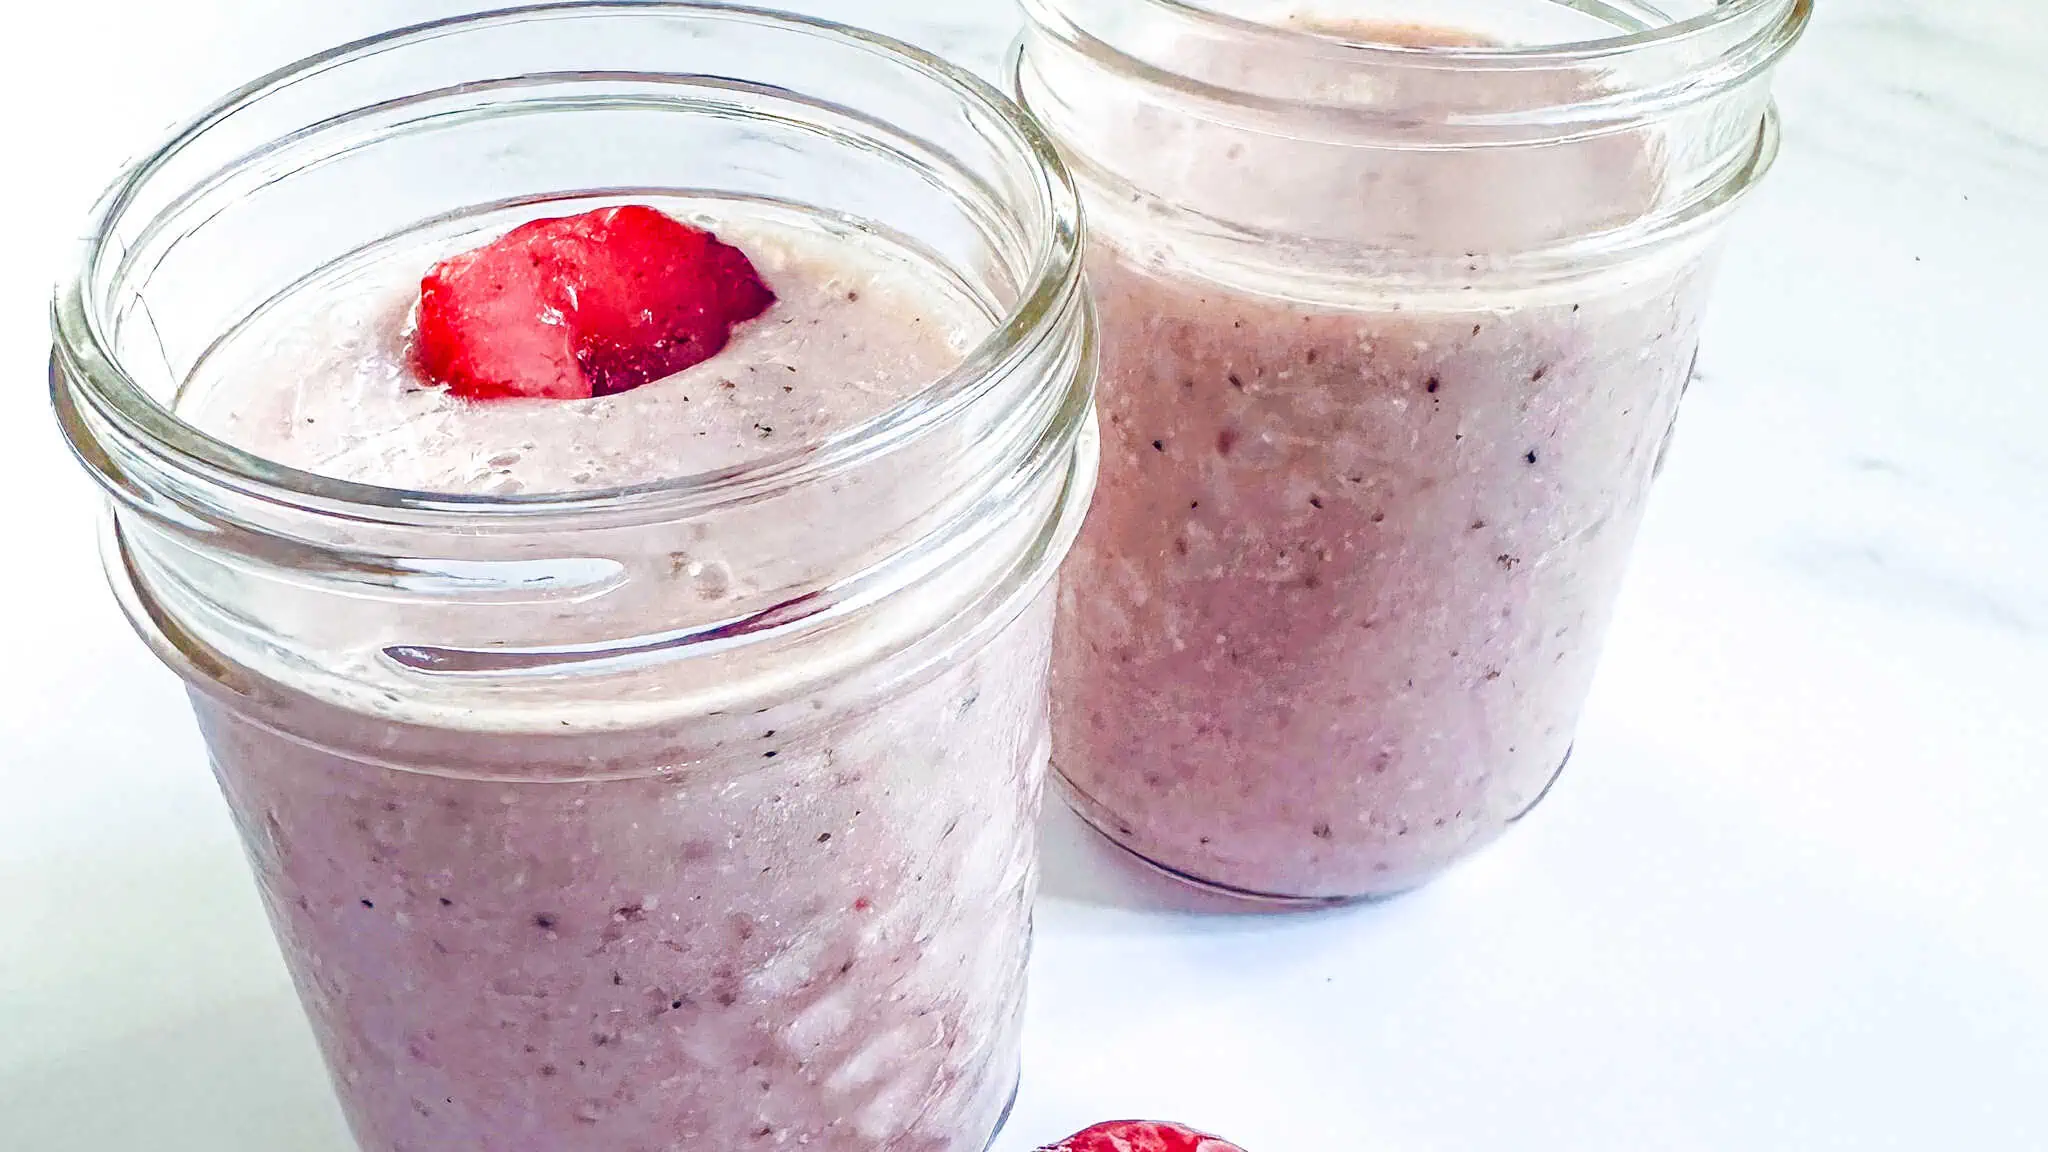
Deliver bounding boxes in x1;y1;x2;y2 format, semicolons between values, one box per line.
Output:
1039;1120;1248;1152
414;204;776;400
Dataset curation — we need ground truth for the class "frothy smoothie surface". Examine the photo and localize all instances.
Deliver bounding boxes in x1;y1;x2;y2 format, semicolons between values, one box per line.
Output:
180;205;990;493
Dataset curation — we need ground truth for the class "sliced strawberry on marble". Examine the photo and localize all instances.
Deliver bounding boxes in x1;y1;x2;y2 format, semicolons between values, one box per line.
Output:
413;204;776;400
1039;1120;1249;1152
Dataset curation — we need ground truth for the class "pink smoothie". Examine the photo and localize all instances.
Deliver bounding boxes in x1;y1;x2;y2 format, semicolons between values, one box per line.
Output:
1046;20;1714;899
174;205;1048;1150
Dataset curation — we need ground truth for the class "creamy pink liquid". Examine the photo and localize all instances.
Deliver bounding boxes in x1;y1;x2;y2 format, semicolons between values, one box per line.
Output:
176;207;1049;1150
1048;21;1716;899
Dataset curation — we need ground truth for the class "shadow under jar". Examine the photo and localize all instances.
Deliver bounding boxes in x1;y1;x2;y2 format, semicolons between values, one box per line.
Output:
51;6;1095;1150
1019;0;1808;902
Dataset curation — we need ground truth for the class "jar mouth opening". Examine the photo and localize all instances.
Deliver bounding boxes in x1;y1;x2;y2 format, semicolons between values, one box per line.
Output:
1125;0;1805;65
52;2;1084;528
1020;0;1812;134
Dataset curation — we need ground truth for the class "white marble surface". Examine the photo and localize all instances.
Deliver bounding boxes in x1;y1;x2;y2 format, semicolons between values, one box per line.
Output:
2;1;2044;1149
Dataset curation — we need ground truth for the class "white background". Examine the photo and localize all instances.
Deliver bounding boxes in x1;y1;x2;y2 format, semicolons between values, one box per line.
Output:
3;2;2045;1149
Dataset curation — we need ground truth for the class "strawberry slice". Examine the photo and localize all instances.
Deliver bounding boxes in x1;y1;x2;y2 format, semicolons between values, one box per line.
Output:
413;205;776;400
1039;1120;1248;1152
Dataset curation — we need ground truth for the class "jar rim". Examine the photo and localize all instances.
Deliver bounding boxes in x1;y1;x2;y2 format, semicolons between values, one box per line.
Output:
51;1;1085;529
1017;0;1813;137
1075;0;1806;65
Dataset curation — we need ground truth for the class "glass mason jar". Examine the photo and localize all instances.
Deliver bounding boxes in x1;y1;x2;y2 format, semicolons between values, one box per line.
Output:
51;6;1094;1150
1018;0;1808;901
